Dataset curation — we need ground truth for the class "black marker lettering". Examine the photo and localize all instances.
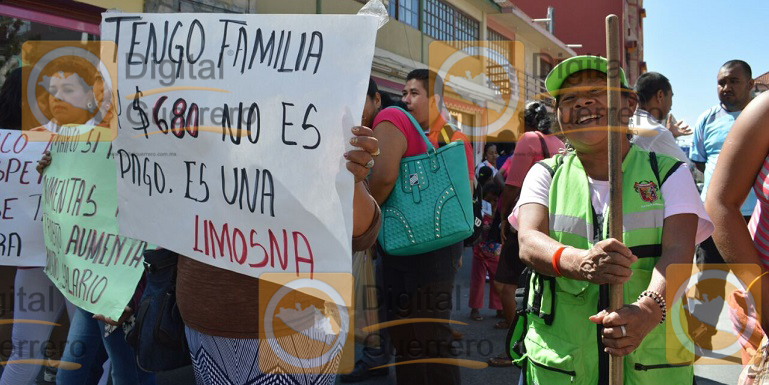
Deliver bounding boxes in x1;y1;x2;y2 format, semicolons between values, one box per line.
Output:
281;102;297;146
303;31;323;74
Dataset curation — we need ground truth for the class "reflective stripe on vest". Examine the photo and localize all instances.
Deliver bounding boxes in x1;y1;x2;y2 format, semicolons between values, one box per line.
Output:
549;214;589;239
550;210;664;240
545;146;674;254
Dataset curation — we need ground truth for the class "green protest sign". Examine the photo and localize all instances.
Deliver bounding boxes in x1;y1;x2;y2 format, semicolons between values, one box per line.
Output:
43;125;148;320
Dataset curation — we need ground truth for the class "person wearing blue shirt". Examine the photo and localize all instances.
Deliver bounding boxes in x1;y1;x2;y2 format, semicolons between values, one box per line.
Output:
689;59;755;352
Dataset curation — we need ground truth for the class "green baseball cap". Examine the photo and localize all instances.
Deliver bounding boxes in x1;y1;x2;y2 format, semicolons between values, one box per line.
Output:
545;55;629;98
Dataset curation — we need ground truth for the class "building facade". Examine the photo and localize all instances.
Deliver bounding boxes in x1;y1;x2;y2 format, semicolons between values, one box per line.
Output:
514;0;646;86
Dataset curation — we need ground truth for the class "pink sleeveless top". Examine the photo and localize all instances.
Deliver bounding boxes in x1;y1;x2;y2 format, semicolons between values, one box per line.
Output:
748;154;769;268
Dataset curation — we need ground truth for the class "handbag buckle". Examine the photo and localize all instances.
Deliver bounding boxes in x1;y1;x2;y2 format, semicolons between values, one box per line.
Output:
428;149;440;171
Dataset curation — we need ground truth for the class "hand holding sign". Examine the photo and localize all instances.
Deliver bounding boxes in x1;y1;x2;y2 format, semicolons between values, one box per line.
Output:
92;306;133;326
346;126;378;183
36;151;51;174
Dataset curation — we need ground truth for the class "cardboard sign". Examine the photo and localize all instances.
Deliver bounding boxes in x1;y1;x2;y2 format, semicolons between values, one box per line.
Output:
43;125;147;319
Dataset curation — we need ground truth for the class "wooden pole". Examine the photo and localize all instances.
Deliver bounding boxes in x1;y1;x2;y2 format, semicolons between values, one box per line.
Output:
605;14;624;385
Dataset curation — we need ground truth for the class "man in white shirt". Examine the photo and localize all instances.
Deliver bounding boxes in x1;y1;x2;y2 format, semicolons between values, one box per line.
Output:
629;72;693;168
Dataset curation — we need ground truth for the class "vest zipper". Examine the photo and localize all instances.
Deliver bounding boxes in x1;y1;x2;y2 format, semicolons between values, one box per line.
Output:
634;363;690;371
530;359;576;382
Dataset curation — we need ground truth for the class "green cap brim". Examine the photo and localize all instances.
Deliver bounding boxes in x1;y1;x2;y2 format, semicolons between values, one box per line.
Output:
545;55;629;98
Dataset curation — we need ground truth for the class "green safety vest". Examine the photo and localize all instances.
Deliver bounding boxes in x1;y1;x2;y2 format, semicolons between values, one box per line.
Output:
518;145;694;385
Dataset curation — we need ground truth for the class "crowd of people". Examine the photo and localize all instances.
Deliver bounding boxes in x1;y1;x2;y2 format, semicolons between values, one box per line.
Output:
1;31;769;385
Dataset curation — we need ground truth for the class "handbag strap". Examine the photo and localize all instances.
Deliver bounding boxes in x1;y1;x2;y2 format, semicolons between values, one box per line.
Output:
536;131;550;159
387;106;436;153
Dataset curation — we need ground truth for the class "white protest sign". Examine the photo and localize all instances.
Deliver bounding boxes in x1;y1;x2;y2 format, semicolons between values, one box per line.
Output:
103;13;377;279
0;129;51;266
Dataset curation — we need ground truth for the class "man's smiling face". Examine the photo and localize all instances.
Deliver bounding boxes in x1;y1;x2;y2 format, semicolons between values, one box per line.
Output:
555;70;634;152
557;70;611;149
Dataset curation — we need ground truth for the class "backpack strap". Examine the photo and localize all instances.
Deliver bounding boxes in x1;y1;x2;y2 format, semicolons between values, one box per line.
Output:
537;161;555;177
649;151;684;187
649;152;662;187
514;269;532;315
507;268;533;362
662;161;684;185
537;154;565;178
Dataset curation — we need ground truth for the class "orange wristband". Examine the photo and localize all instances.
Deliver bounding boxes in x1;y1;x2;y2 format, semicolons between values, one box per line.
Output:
552;246;567;277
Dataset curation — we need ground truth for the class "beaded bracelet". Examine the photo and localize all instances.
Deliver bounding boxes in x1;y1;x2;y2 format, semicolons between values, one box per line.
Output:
638;290;666;324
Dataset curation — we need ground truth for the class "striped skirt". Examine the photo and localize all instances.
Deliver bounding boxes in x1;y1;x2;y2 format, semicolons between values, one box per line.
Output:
185;326;340;385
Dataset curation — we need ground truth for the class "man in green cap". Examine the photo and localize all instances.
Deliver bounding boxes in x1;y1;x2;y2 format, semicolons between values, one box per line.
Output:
506;55;713;384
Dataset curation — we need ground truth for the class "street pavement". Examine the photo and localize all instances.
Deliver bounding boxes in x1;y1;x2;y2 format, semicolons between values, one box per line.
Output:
313;246;744;385
3;247;743;384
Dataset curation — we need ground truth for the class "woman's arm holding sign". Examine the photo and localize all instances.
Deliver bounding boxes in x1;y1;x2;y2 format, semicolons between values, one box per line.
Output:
347;126;381;242
368;121;406;205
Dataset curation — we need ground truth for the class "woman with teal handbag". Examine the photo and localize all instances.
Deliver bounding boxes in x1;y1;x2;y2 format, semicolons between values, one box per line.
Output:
368;69;474;385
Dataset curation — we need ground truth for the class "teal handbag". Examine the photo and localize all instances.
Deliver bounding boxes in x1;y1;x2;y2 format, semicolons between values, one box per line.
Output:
377;107;474;256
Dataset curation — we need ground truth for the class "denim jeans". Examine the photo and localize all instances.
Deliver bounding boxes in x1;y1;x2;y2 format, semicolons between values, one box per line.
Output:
56;307;155;385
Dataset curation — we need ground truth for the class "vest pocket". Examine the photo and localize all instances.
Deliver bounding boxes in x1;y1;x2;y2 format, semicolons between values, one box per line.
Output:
526;333;580;384
626;361;692;385
626;347;693;385
556;277;590;298
530;358;576;383
634;363;690;371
